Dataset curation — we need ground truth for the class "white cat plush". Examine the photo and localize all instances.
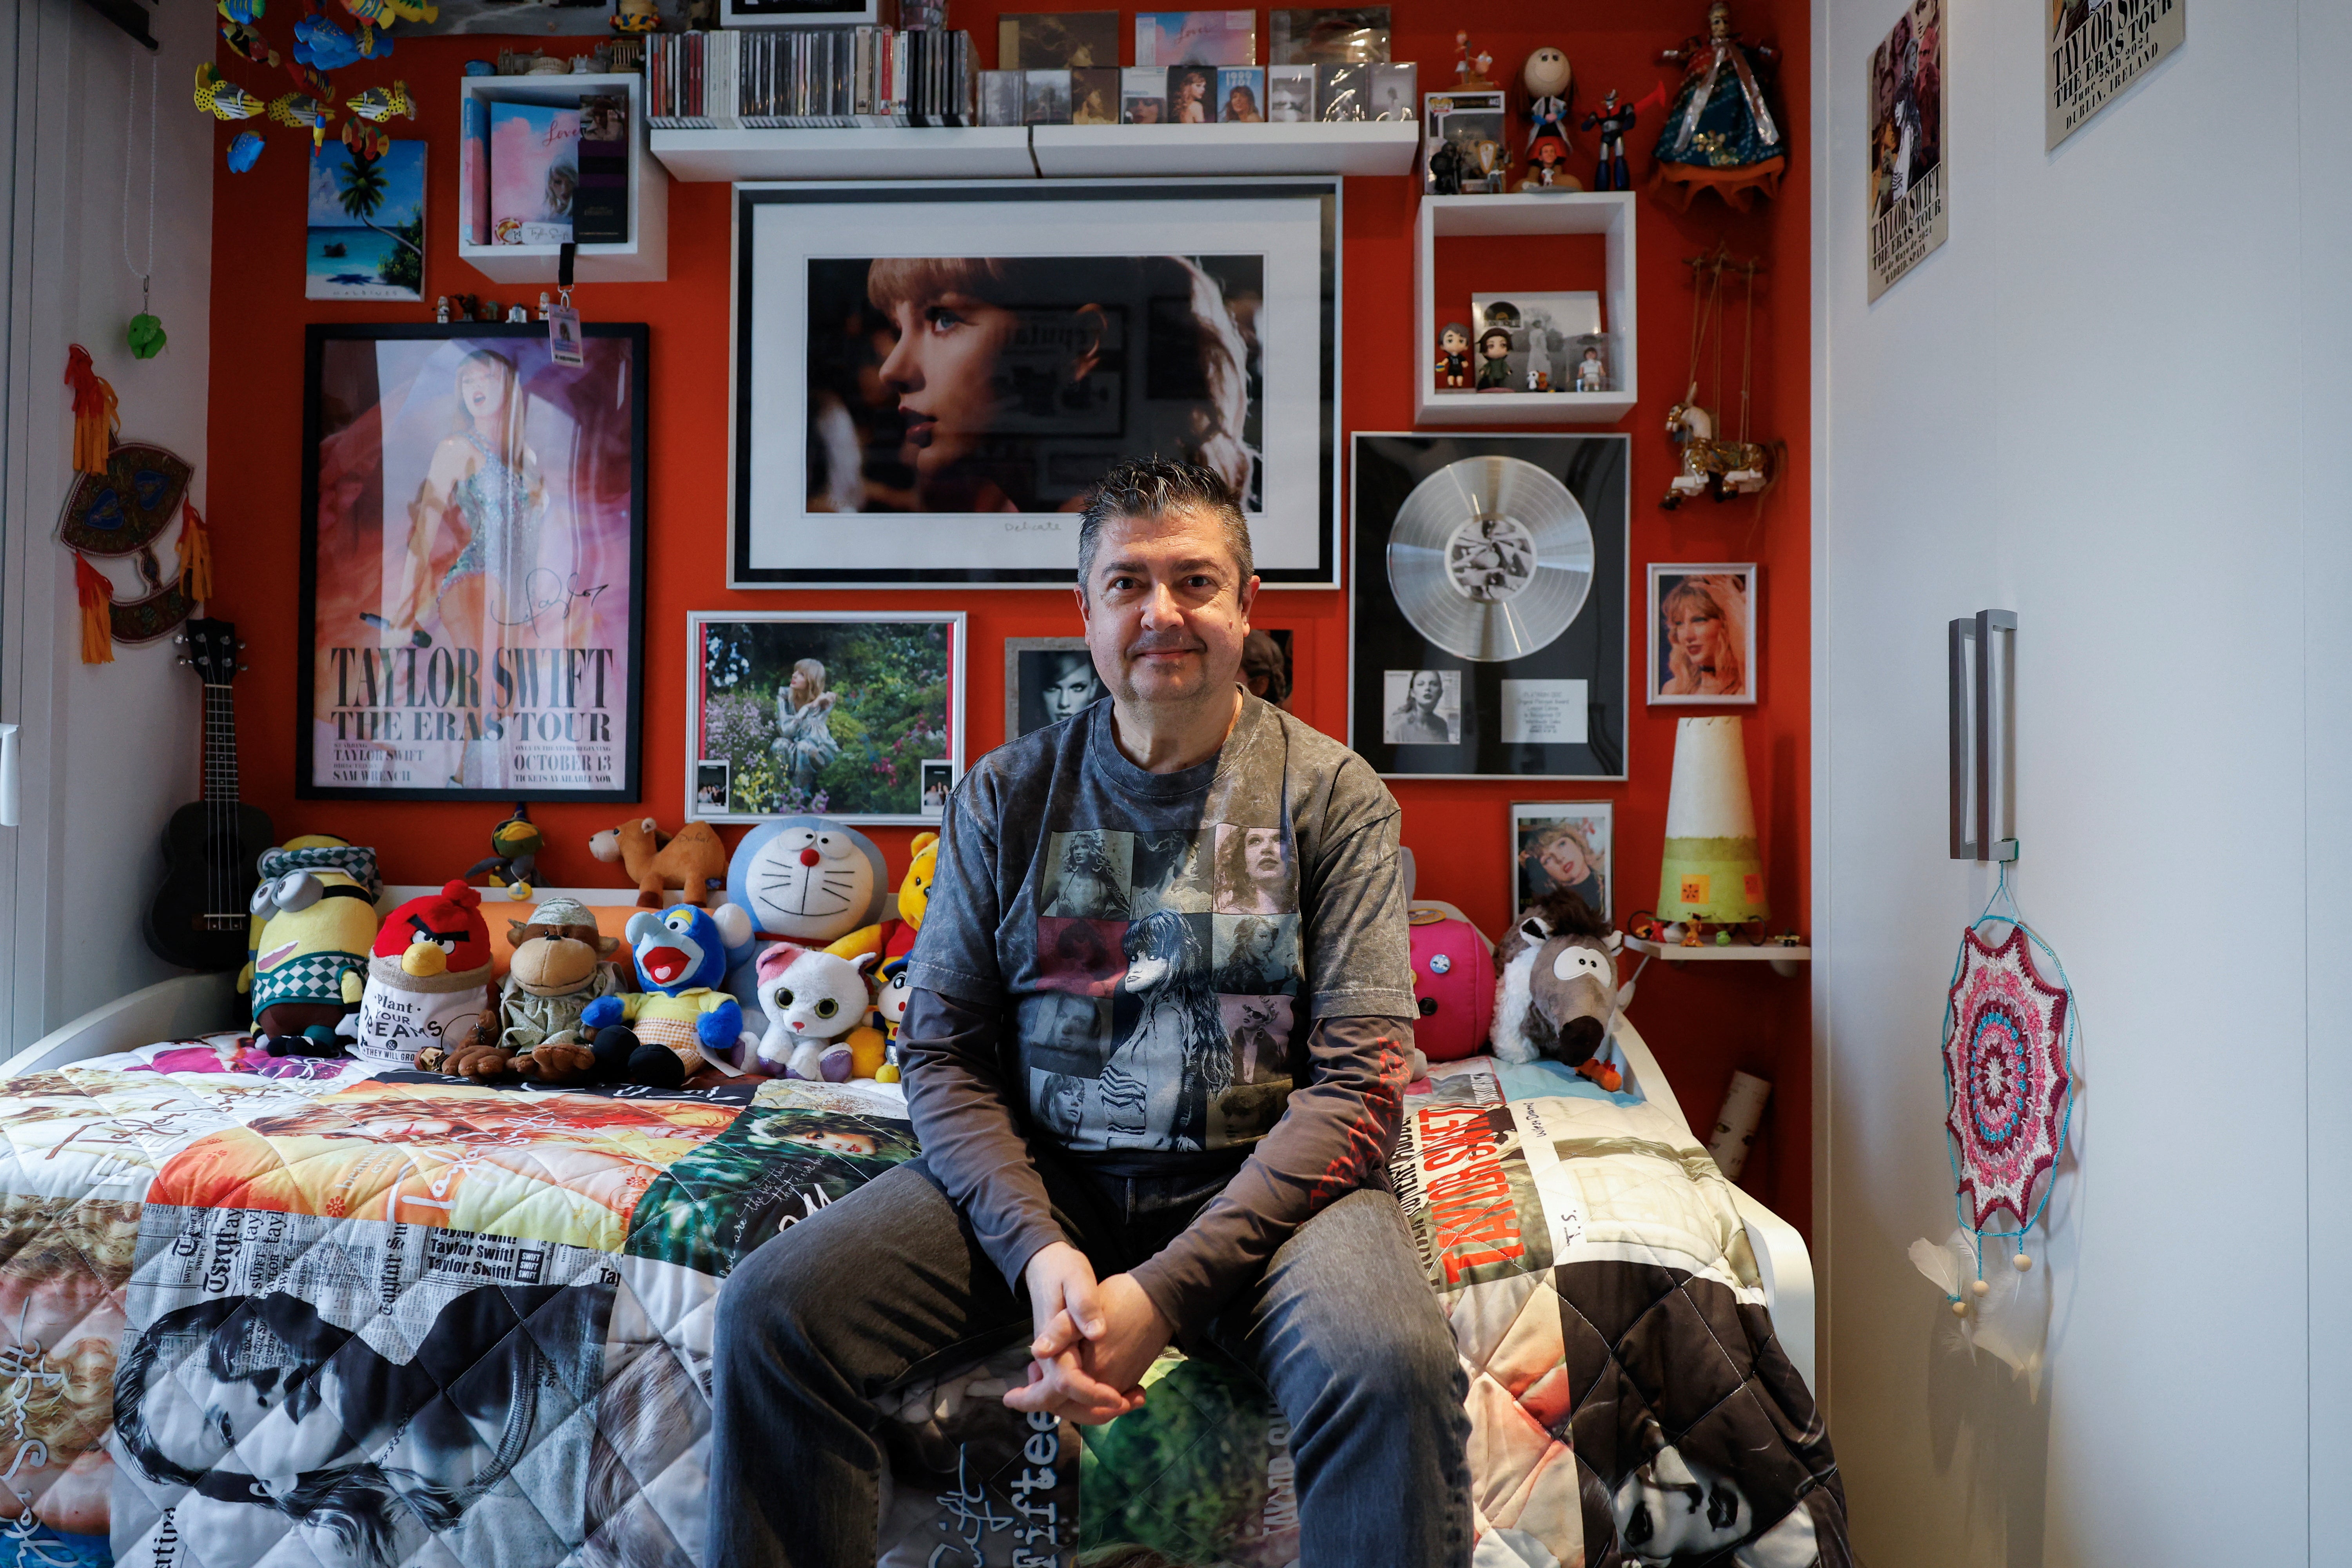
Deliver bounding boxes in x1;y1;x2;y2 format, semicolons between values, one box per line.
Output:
753;944;885;1080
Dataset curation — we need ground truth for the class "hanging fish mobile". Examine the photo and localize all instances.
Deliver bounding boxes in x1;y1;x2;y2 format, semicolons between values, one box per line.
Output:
341;0;441;27
346;81;416;123
268;92;336;147
200;0;418;174
294;11;392;73
192;64;263;121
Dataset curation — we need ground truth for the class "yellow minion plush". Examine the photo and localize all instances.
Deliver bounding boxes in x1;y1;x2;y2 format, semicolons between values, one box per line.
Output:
239;839;381;1054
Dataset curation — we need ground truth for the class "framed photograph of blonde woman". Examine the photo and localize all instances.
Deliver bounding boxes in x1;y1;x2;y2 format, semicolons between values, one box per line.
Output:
734;180;1340;586
1510;802;1612;923
1646;563;1758;706
298;322;647;801
688;612;965;825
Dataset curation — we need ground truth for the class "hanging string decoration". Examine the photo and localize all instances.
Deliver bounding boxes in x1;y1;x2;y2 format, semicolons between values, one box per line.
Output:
124;51;164;358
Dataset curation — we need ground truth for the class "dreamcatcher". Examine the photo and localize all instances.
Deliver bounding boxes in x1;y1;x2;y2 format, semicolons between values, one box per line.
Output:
1910;863;2078;1392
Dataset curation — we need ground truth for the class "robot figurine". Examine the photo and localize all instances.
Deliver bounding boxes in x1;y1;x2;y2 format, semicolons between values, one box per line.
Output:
1582;87;1638;191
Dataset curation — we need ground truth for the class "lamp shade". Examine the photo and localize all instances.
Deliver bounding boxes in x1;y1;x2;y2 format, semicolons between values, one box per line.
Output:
1656;715;1768;924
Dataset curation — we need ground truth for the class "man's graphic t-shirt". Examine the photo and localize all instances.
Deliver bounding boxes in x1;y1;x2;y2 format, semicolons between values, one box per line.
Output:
908;693;1415;1178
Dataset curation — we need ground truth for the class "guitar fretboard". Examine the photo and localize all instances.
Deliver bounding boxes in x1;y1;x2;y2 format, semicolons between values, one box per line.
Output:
197;676;245;926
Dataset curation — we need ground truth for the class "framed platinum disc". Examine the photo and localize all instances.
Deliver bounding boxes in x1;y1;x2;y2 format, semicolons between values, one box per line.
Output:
1385;456;1594;662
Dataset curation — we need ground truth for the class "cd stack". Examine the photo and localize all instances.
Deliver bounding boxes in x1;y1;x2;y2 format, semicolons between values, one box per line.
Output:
644;27;978;128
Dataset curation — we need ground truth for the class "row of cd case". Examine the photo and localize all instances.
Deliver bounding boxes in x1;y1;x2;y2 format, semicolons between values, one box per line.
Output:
978;61;1416;126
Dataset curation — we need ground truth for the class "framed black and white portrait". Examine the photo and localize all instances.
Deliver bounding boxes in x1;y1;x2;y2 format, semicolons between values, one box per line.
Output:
1006;637;1108;739
734;179;1341;586
1380;668;1461;744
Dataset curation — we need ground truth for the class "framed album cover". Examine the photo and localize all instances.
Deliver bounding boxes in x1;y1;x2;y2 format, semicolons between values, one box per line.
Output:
1647;563;1758;706
1350;433;1628;779
734;179;1341;587
688;611;965;825
298;323;646;801
1510;801;1613;922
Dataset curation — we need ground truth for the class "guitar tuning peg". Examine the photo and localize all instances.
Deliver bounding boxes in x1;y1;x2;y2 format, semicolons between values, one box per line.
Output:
238;662;250;671
172;634;186;645
237;641;248;650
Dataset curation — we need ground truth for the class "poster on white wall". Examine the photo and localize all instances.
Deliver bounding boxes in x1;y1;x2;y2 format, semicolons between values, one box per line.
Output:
1866;0;1945;301
2045;0;2183;150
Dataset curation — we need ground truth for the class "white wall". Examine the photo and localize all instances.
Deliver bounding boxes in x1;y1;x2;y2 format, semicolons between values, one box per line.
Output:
0;0;214;1044
1811;2;2344;1563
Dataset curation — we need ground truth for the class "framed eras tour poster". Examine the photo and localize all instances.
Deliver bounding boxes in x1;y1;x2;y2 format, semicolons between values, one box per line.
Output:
298;323;647;800
1350;433;1628;779
688;611;965;826
733;178;1341;586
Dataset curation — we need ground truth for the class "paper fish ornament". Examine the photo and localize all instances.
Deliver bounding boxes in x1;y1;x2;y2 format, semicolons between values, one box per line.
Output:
346;81;415;122
224;131;264;173
293;12;387;72
218;18;278;67
341;0;440;26
192;65;263;122
216;0;264;24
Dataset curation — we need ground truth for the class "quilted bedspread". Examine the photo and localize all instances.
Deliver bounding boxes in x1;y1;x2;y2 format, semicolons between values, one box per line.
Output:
0;1036;1846;1568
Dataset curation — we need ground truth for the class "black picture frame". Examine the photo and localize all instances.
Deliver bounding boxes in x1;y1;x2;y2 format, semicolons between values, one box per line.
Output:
1349;433;1628;779
733;179;1341;587
297;322;648;802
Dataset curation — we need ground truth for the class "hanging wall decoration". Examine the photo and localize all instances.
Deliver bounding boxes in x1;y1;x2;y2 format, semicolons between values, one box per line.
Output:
2046;0;2181;151
58;346;206;662
1662;249;1777;510
1650;1;1786;211
1911;866;2080;1388
1865;0;1945;302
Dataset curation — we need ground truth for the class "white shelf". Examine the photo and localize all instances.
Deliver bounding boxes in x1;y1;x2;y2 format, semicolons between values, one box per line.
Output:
1414;190;1638;426
648;119;1417;182
1031;120;1417;178
1624;934;1811;979
459;73;669;285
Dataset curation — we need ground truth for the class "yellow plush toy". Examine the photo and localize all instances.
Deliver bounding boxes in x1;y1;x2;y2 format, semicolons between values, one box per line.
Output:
824;831;938;967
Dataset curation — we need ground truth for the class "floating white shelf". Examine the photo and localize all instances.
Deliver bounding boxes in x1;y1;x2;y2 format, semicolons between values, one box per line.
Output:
647;119;1418;182
459;73;670;285
1414;190;1637;426
1624;934;1811;980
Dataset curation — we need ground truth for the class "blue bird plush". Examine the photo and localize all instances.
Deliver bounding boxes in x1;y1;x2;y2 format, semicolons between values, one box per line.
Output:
532;902;751;1089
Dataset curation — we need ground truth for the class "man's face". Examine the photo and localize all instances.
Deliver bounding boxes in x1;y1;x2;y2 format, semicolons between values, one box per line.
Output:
1075;508;1257;710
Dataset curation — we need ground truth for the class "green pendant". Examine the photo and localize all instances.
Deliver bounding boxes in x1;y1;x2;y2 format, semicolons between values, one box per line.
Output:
127;313;166;359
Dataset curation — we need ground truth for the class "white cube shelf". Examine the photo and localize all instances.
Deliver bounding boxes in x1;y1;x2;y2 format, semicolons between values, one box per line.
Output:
1414;191;1637;426
459;73;669;284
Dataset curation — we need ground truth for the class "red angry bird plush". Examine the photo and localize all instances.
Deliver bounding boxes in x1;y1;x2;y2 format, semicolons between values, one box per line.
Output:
341;880;498;1069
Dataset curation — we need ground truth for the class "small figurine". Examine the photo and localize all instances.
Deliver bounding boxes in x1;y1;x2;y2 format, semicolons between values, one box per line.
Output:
1475;324;1514;392
219;18;279;69
467;801;543;898
505;304;528;324
435;296;451;324
1454;31;1494;88
1427;136;1465;196
225;132;265;173
613;0;660;33
1523;316;1553;391
1581;88;1638;191
479;298;502;322
340;0;440;27
1575;341;1608;392
1679;922;1705;948
1522;47;1573;152
1517;132;1574;191
1774;930;1803;947
1654;2;1786;211
1436;323;1471;390
537;291;554;320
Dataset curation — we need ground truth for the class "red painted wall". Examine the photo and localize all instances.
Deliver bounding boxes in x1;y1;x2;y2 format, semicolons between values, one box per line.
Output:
204;0;1813;1225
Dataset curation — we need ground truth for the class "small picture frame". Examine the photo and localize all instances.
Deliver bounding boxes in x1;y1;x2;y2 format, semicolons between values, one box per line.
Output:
1381;668;1462;746
694;760;730;810
1007;637;1107;741
919;758;956;818
1647;563;1759;706
1510;802;1614;923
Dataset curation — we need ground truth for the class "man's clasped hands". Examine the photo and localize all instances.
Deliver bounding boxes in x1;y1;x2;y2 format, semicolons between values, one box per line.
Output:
1000;1241;1174;1425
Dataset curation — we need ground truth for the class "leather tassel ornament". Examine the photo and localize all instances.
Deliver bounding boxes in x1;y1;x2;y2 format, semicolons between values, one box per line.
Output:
176;500;214;604
63;346;118;475
74;554;114;665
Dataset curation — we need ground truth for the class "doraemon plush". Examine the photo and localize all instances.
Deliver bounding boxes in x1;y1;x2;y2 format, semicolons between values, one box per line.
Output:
723;817;890;1028
753;944;886;1080
562;901;755;1089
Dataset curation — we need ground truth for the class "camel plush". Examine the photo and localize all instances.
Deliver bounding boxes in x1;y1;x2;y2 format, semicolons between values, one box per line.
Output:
589;817;729;909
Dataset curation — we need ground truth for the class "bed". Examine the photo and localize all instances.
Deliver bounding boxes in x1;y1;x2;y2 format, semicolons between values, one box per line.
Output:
0;905;1840;1568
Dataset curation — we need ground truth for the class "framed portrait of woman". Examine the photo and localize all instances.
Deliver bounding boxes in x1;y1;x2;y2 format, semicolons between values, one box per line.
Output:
688;611;965;825
733;179;1341;586
297;323;647;801
1005;637;1107;741
1509;801;1612;922
1647;563;1759;706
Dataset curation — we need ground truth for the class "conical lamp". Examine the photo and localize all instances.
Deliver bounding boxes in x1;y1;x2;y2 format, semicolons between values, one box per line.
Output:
1656;715;1768;924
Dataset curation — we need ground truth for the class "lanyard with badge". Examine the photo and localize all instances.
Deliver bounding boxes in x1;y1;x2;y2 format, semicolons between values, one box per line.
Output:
548;241;584;367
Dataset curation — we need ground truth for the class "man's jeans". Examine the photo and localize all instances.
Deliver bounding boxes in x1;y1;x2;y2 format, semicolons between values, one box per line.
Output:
708;1155;1473;1567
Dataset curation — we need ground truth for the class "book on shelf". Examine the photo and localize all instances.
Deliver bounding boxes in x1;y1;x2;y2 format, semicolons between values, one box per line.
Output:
644;27;978;129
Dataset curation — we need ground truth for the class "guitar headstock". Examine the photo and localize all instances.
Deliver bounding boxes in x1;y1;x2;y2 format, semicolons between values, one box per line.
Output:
178;618;243;686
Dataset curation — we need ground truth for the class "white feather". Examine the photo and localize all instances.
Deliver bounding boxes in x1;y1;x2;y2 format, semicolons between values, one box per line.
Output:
1492;942;1541;1063
1907;1236;1960;1298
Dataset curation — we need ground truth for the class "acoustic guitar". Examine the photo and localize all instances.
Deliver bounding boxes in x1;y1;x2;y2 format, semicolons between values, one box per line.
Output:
143;618;274;971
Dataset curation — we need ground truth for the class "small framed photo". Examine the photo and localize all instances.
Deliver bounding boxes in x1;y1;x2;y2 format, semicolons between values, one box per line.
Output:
1381;668;1461;746
1510;802;1613;923
689;611;965;824
1647;564;1758;706
1007;637;1107;740
1216;65;1267;122
920;758;956;817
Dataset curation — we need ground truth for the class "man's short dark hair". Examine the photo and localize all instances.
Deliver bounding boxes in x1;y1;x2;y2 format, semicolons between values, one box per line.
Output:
1077;457;1254;588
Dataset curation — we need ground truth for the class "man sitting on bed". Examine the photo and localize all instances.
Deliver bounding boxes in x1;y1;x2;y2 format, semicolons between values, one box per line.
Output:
710;457;1469;1566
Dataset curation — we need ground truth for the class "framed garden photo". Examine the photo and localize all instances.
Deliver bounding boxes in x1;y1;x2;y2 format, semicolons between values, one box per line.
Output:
298;322;647;801
1510;801;1613;924
734;178;1341;586
689;612;965;825
1647;563;1758;706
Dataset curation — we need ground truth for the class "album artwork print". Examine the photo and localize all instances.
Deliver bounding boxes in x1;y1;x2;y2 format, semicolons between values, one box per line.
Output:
1350;433;1628;779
